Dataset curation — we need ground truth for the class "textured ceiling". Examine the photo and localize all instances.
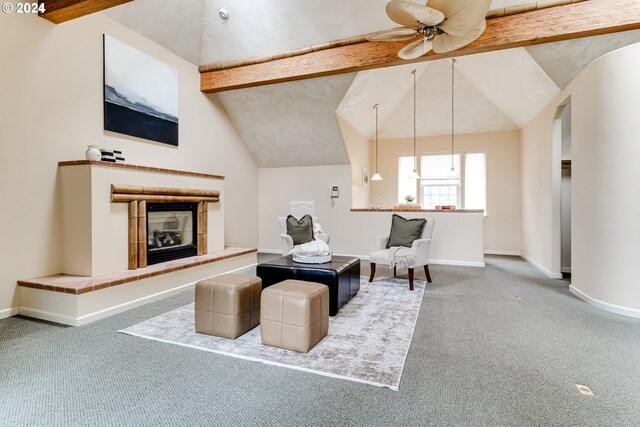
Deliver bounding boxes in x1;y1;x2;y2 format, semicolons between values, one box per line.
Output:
103;1;640;169
107;0;539;66
217;74;355;168
378;59;520;139
336;61;431;139
525;29;640;89
106;0;204;65
336;47;558;140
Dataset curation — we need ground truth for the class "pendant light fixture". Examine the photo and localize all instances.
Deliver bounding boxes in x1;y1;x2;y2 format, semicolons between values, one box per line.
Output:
450;58;457;172
408;69;421;180
371;104;383;181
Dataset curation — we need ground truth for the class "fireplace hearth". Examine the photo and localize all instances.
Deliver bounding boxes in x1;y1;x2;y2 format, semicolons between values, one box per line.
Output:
146;203;198;265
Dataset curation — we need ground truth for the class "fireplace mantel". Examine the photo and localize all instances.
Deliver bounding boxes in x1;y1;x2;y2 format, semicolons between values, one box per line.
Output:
59;161;225;277
58;160;225;180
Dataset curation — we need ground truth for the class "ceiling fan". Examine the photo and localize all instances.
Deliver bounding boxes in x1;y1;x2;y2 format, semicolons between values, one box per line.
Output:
367;0;492;60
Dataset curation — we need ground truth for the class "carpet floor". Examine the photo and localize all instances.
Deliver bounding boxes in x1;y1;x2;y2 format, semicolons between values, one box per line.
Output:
1;255;639;426
120;277;425;390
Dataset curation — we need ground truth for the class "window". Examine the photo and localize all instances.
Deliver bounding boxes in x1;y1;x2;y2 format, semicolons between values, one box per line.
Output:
464;152;486;211
420;154;461;209
398;156;417;204
409;152;486;211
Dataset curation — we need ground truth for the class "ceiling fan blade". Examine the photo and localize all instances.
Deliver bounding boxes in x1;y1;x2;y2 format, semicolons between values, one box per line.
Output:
398;38;433;60
432;20;485;53
386;0;445;28
429;0;491;36
366;28;419;42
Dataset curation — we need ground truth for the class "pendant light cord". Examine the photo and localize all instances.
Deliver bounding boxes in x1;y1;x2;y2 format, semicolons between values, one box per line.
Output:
373;103;379;172
412;69;417;172
451;58;456;172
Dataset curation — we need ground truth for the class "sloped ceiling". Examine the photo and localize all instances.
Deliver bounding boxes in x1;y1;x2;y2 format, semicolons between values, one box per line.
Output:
106;0;204;65
336;48;558;140
379;61;520;139
217;74;355;168
525;29;640;89
107;0;539;66
104;1;640;169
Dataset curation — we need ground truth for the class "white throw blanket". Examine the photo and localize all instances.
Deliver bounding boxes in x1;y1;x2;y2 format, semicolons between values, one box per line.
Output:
290;239;331;257
313;223;324;240
389;247;416;269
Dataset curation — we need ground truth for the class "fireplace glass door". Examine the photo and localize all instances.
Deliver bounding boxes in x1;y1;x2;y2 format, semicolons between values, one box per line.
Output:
146;203;198;265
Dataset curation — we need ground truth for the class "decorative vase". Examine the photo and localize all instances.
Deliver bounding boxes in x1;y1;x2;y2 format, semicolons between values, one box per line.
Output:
85;145;101;161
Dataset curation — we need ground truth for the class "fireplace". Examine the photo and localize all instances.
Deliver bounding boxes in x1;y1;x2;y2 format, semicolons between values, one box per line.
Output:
146;203;198;265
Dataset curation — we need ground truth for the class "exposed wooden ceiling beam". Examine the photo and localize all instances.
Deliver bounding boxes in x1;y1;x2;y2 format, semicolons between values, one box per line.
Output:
200;0;640;93
38;0;133;24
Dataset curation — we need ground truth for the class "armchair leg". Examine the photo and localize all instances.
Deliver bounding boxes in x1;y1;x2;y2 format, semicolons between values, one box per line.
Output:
424;265;432;283
393;266;397;277
369;263;376;282
408;268;414;291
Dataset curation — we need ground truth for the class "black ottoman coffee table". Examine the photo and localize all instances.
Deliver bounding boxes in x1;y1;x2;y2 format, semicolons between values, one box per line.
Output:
257;256;360;316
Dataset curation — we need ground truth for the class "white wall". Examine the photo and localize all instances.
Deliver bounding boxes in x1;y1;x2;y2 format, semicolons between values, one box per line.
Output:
561;166;571;272
369;131;522;255
568;43;640;315
259;165;485;266
520;98;565;277
521;42;640;315
0;7;258;316
338;117;371;209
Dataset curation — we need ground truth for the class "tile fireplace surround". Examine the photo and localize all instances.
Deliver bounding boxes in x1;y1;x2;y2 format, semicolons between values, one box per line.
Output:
16;161;258;326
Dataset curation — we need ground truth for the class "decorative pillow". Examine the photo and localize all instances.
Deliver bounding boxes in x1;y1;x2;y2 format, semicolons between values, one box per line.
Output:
386;214;426;248
286;214;314;245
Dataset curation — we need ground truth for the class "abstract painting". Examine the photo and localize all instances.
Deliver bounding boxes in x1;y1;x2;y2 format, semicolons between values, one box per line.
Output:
103;35;179;146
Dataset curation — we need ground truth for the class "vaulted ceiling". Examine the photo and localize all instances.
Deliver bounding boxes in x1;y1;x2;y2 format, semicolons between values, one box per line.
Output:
105;1;640;168
107;0;539;66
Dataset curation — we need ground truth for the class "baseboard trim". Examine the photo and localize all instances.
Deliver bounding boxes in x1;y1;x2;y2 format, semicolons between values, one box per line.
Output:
17;307;79;326
0;307;19;320
520;254;563;279
258;249;281;255
19;261;259;327
73;262;259;326
561;267;572;274
430;259;485;268
485;250;521;256
260;250;483;267
570;285;640;319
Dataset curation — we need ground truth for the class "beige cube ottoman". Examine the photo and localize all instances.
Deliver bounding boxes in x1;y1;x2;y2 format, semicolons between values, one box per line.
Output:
260;280;329;353
195;274;262;339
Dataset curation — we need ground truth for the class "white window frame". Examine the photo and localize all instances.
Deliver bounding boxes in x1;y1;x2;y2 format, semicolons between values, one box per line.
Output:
413;150;486;212
397;154;418;205
419;152;462;209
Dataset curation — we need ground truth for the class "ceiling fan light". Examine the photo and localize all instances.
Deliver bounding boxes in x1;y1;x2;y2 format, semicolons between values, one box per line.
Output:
371;172;383;181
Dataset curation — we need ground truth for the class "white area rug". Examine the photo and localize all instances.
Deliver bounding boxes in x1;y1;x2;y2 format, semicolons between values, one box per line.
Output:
119;277;425;390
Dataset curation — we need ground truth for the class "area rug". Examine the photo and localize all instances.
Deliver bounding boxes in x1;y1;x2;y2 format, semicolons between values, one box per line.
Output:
119;277;425;391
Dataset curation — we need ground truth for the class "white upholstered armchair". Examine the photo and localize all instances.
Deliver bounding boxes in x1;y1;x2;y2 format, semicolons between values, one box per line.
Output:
278;216;331;255
368;218;435;290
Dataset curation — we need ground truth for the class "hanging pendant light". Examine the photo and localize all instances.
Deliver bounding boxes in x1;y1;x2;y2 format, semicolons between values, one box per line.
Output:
371;104;383;181
409;69;421;180
450;58;457;173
